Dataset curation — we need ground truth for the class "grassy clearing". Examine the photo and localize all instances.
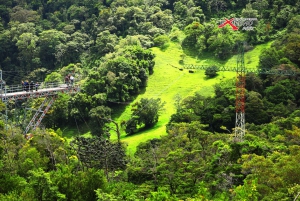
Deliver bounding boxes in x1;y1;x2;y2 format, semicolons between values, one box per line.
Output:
111;42;236;154
225;41;274;68
63;41;270;154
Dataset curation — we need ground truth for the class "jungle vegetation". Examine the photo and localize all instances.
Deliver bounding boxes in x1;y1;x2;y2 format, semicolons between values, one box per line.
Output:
1;0;300;200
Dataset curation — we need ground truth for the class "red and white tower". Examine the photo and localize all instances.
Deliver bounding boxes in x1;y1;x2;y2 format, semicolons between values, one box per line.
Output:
235;42;246;141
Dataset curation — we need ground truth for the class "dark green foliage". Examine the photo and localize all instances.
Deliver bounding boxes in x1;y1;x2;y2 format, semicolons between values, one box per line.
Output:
169;82;236;132
132;122;238;199
128;138;161;184
42;93;70;128
0;0;298;78
284;33;300;66
182;22;205;55
273;5;294;28
91;30;118;57
205;65;219;78
245;91;269;124
124;118;139;136
83;71;106;96
287;15;300;33
125;98;165;135
88;106;112;137
38;29;68;69
84;45;155;102
98;181;145;200
0;174;27;195
258;47;281;69
71;137;127;175
260;25;300;70
238;145;300;200
245;73;264;93
241;3;258;18
68;93;94;123
182;21;244;59
264;79;300;105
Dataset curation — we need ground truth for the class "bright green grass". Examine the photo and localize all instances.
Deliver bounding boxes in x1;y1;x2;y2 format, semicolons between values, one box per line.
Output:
111;42;236;154
225;41;274;68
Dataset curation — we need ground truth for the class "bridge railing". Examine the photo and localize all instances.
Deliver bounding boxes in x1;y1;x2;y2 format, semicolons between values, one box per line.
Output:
0;81;68;94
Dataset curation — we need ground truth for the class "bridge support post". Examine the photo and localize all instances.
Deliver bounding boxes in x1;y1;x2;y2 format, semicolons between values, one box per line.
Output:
24;96;56;134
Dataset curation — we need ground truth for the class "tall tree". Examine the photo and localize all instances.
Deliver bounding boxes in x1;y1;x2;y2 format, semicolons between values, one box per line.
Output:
38;30;68;69
71;136;127;179
88;106;112;138
245;91;269;124
16;32;40;70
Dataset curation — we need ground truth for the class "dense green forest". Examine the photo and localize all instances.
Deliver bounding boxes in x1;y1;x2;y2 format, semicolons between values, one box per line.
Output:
1;0;300;200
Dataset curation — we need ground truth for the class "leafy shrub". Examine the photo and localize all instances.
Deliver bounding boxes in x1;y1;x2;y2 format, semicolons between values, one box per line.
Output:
205;65;219;78
153;35;170;50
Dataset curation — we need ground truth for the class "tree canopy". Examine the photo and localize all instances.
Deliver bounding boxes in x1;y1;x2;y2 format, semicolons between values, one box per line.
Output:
0;0;300;200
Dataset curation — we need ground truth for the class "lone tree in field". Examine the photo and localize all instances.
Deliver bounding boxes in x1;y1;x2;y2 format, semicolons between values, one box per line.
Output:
205;65;219;78
124;98;165;135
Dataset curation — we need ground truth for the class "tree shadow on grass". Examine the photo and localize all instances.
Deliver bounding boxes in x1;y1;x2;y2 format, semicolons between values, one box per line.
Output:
203;74;222;81
62;123;90;139
159;43;170;52
108;102;130;120
125;126;152;137
124;121;164;138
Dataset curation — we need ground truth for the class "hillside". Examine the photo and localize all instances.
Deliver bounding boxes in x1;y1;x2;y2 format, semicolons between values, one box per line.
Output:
109;40;274;154
1;0;300;200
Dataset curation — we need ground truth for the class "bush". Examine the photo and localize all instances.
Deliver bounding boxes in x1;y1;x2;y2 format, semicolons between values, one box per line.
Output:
153;35;170;50
205;65;219;78
169;27;181;42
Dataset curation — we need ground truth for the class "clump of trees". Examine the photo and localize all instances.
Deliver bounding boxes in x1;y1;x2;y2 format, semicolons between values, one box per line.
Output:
0;127;128;201
84;45;155;102
124;98;165;135
205;65;219;78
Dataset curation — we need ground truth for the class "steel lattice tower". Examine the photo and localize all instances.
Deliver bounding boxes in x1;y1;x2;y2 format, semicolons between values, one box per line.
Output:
235;42;246;141
181;43;298;141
